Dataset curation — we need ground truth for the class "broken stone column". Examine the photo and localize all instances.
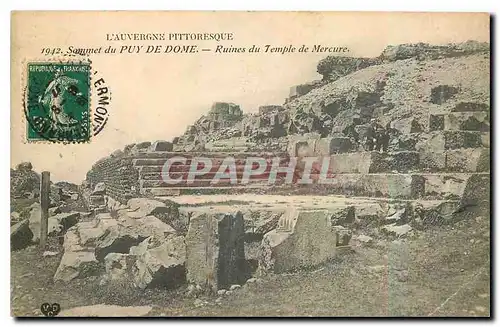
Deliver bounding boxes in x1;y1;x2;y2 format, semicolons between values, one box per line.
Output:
185;211;246;291
259;209;337;274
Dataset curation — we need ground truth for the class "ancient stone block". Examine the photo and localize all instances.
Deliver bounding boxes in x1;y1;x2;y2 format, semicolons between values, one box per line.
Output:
444;112;490;132
245;211;282;236
95;225;148;262
11;219;33;250
185;211;246;291
369;151;420;173
315;137;353;155
92;182;106;196
205;137;252;152
208;102;243;121
130;235;186;289
429;114;445;131
381;224;412;237
355;203;386;227
391;118;424;134
54;251;99;283
258;105;283;115
329;206;355;226
461;174;490;206
446;148;490;172
444;131;482;149
126;198;180;224
260;209;337;273
328;152;374;174
53;212;81;230
149;140;173;152
423;173;470;200
321;174;425;199
287;133;321;156
316;56;379;81
103;253;137;284
412;200;462;226
131;142;152;154
419;151;446;172
29;208;80;243
289;83;316;98
481;133;490;148
452;102;489;112
429;85;459;105
64;229;85;252
333;226;352;247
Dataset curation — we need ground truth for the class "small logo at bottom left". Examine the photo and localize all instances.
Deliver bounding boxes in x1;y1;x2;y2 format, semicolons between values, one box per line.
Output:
40;302;61;317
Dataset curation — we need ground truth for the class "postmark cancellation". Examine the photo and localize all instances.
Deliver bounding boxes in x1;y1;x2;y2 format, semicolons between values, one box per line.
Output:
24;60;91;143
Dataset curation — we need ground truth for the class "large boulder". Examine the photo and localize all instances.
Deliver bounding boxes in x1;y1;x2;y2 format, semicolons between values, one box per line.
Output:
126;198;180;222
185;211;246;291
260;209;338;274
316;56;380;81
103;252;137;284
429;85;459;105
245;211;282;236
16;162;33;171
10;165;40;199
29;207;80;242
329;206;355;226
94;215;177;262
130;235;186;289
53;251;99;282
94;225;147;262
11;219;33;250
63;219;119;253
53;212;81;230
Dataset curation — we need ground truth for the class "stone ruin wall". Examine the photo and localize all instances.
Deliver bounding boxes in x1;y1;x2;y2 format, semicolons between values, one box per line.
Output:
83;41;491;205
86;152;139;204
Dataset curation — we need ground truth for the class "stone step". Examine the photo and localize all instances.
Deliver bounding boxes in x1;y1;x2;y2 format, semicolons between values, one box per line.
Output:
408;131;489;152
420;148;490;173
451;102;489;112
178;196;465;231
140;172;489;200
136;149;490;181
130;151;289;160
133;156;290;167
140;178;274;189
142;185;269;197
429;112;489;132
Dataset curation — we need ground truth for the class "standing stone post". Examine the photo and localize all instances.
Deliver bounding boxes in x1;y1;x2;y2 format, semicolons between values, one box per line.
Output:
39;171;50;250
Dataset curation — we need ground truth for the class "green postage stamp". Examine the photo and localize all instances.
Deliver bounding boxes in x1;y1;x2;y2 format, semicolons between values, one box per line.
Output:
25;61;91;143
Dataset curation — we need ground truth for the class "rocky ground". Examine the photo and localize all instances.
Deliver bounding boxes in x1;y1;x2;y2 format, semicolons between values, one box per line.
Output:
11;212;489;317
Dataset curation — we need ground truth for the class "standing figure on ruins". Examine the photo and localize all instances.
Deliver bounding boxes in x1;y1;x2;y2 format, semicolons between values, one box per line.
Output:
342;119;360;147
378;122;392;153
373;120;387;152
364;119;376;151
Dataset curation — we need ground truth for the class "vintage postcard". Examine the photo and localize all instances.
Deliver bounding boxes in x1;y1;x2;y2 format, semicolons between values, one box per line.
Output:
10;11;490;317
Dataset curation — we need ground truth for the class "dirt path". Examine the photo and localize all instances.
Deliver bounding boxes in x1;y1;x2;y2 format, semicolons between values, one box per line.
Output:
11;217;490;317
